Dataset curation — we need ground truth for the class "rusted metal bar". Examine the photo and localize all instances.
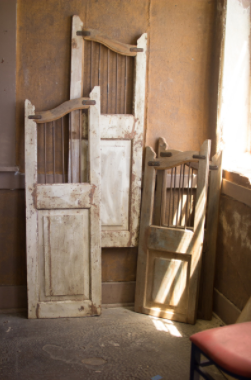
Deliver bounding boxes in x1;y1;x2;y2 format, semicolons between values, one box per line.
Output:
44;123;47;184
76;31;90;36
148;161;160;166
61;117;65;183
82;100;96;105
160;152;172;157
53;121;55;183
193;154;206;160
185;163;191;228
79;110;81;183
130;47;144;52
168;169;173;226
28;115;41;119
107;48;109;113
172;166;177;226
98;44;101;86
124;56;127;113
116;53;118;114
176;165;182;226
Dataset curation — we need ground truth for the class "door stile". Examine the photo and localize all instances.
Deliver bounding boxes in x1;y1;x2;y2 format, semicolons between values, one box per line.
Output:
187;140;211;324
88;86;101;313
134;146;156;313
25;99;39;318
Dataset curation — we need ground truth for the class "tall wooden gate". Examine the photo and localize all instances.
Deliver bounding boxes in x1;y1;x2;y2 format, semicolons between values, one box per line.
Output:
70;16;147;247
135;141;211;324
25;88;101;319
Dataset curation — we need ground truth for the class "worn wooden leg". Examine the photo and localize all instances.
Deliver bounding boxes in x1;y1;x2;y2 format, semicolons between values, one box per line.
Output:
190;343;201;380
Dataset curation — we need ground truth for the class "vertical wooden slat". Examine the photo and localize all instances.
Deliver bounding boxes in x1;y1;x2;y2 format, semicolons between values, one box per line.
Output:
107;48;109;114
177;165;182;226
53;121;55;184
61;118;65;183
168;169;173;226
44;123;47;184
124;56;127;113
116;53;118;114
79;110;81;183
172;166;177;226
90;41;93;92
69;15;84;183
98;44;101;86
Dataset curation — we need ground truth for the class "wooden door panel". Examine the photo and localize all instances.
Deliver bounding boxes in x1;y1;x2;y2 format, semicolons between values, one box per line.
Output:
145;250;190;313
101;140;131;230
36;183;94;209
43;212;89;297
147;226;194;254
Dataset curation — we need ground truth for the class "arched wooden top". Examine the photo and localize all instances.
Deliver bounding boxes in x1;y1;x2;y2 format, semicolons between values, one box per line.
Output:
29;98;95;124
78;28;144;57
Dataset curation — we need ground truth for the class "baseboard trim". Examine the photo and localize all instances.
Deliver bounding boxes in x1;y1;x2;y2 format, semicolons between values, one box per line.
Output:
0;282;136;310
222;179;251;208
213;288;241;324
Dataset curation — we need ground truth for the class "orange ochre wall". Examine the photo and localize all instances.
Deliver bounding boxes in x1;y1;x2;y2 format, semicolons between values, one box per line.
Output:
1;0;218;306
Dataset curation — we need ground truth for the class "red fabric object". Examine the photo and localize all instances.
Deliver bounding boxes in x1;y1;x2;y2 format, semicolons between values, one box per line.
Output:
190;322;251;378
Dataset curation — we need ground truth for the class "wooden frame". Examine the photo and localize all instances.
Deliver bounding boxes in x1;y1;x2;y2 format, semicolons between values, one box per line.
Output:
25;87;101;319
154;138;222;320
135;141;211;324
70;15;147;247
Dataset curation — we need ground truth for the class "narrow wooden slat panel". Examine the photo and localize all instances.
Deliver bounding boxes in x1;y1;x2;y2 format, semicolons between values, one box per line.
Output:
147;226;194;254
34;98;92;123
36;183;94;209
100;114;135;138
37;300;96;319
82;28;139;57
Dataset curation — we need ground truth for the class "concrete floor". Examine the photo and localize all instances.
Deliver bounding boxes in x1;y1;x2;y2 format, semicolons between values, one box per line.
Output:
0;307;225;380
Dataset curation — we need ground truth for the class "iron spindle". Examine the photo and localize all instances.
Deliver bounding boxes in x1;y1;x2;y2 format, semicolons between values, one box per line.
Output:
69;113;73;183
189;169;194;227
90;41;93;92
180;164;185;227
107;48;109;114
116;53;118;113
79;110;81;183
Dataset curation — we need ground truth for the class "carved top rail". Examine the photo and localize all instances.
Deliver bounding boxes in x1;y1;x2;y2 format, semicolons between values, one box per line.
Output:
148;151;202;170
28;97;95;123
76;28;144;57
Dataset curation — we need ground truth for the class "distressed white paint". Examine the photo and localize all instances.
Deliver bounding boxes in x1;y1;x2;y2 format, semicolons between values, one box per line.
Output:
44;213;89;297
25;89;101;318
25;100;39;319
101;140;131;230
217;0;251;168
36;183;94;209
70;15;147;247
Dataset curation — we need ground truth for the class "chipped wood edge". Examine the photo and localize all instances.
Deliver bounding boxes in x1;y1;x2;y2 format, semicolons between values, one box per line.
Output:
25;99;39;319
135;146;156;313
89;86;102;314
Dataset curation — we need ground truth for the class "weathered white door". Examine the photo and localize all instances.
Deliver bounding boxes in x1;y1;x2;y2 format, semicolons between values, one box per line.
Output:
135;141;211;324
25;88;101;319
70;15;147;247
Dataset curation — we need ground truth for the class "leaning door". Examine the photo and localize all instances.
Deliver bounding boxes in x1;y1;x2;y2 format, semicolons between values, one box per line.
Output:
25;87;101;319
135;141;210;324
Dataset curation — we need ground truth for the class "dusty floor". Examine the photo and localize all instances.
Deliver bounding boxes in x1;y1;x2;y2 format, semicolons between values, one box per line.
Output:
0;307;225;380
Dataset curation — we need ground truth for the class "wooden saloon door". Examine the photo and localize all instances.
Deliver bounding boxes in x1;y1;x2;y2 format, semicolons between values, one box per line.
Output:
135;141;211;324
70;16;147;247
25;88;101;319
